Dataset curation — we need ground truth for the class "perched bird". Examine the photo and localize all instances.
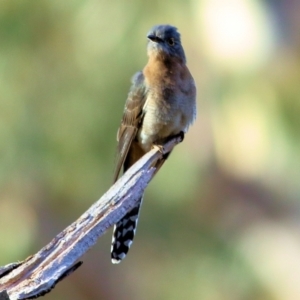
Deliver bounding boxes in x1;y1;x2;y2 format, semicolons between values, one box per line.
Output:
111;24;196;263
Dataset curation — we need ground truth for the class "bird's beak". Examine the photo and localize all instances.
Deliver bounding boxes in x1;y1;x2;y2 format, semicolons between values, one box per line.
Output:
147;34;160;43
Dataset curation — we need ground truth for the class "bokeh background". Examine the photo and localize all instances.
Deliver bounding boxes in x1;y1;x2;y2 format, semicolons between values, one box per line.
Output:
0;0;300;299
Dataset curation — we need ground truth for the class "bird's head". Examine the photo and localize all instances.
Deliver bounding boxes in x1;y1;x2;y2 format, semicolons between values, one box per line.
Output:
146;24;186;63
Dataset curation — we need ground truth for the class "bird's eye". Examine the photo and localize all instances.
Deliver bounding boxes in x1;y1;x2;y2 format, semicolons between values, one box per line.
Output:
167;38;175;46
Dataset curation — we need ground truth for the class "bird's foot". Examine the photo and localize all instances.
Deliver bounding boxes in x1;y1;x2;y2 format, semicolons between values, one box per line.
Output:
152;144;165;154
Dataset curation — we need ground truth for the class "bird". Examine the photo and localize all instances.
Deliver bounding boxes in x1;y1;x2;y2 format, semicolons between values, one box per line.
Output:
111;24;197;264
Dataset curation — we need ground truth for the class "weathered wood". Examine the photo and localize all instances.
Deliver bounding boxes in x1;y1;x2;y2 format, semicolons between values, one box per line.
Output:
0;134;182;300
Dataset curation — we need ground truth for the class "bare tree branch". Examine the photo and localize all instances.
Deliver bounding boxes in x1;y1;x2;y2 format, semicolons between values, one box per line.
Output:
0;134;183;300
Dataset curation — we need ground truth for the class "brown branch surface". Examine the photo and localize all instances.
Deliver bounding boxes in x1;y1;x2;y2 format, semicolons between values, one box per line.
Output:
0;135;182;300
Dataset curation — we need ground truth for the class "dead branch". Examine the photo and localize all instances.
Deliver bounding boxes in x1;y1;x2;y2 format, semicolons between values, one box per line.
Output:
0;134;183;300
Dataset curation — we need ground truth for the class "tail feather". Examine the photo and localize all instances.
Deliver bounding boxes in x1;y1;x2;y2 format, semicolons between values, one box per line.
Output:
111;198;143;264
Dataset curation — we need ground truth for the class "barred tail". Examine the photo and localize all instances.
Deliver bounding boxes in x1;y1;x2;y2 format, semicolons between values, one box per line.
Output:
111;198;143;264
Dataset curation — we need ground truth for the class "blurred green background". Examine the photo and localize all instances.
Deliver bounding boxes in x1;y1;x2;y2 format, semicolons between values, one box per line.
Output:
1;0;300;299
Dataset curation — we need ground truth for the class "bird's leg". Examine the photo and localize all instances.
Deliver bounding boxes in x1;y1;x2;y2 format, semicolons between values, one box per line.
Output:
152;131;184;156
151;144;165;154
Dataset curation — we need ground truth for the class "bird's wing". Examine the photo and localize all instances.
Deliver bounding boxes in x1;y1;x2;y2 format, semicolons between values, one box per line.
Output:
113;72;146;182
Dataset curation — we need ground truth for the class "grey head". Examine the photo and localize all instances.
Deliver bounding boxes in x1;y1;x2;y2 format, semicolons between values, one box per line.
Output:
147;24;186;63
